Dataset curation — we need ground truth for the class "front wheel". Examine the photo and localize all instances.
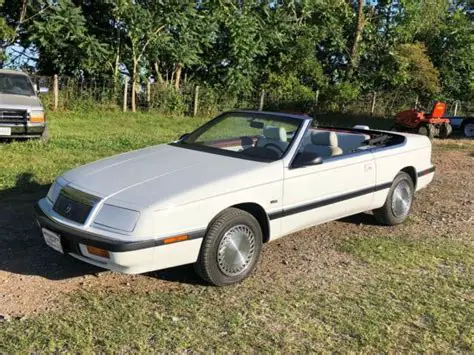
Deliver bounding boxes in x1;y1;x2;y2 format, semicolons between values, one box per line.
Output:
195;208;263;286
373;172;415;226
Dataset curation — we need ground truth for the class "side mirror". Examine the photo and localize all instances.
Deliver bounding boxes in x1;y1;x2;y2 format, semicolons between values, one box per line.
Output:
292;152;323;168
179;133;190;141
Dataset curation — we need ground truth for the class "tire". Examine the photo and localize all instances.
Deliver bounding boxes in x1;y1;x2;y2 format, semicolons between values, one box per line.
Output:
438;122;452;139
462;120;474;138
40;124;49;142
390;124;402;132
417;125;428;137
194;208;263;286
373;172;415;226
418;124;436;139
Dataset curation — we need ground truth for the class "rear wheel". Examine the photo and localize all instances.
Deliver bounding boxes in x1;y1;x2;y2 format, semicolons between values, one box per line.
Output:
438;122;452;139
373;172;415;226
462;120;474;138
195;208;263;286
418;124;436;140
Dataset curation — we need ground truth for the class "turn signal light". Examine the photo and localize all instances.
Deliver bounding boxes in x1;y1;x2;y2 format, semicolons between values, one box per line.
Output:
86;245;110;258
30;111;45;123
163;235;188;244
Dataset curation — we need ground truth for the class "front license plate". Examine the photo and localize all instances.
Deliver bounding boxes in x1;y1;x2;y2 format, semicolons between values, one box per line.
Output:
0;127;11;136
42;228;64;254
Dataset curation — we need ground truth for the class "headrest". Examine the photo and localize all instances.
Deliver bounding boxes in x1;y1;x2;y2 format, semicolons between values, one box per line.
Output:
311;131;338;147
263;126;287;142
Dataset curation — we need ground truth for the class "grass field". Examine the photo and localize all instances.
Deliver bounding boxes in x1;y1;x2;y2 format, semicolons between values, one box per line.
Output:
0;111;472;352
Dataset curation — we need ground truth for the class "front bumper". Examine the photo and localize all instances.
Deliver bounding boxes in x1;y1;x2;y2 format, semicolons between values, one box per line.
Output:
35;203;204;274
0;122;46;138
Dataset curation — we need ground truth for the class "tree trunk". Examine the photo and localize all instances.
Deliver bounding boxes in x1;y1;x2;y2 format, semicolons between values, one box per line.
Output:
348;0;365;78
153;61;164;84
131;60;137;113
174;64;183;90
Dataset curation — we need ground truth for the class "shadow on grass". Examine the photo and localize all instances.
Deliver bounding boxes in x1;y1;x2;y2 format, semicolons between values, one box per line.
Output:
0;173;204;284
338;212;380;226
147;264;207;286
0;173;103;280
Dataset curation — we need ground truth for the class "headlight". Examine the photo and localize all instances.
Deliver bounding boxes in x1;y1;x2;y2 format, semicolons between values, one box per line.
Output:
46;177;67;204
30;110;45;123
94;204;140;232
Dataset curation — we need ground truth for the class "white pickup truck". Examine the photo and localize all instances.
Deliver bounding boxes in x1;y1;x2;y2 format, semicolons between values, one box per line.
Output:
0;69;47;140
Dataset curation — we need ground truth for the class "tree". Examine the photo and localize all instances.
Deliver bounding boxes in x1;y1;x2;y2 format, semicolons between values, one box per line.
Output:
423;7;473;101
348;0;365;77
25;0;108;75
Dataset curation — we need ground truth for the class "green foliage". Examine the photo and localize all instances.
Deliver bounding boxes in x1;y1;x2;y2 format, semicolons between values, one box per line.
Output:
0;0;472;112
394;42;441;95
28;0;109;76
149;85;188;115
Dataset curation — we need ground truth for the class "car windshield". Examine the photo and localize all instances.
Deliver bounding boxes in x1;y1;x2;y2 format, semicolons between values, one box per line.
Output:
0;73;35;96
178;112;303;161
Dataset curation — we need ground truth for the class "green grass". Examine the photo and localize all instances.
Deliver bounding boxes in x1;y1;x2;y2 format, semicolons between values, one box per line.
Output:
0;111;208;192
0;111;472;352
0;235;472;352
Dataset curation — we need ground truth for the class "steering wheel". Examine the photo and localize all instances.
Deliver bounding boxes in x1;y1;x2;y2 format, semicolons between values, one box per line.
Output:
264;143;284;154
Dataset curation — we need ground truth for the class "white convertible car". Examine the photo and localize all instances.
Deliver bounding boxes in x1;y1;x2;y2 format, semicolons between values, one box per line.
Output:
36;111;435;285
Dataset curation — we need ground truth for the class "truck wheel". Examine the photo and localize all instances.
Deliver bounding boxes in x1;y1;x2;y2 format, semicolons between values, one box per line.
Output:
40;125;49;142
373;171;415;226
462;120;474;138
438;122;452;139
195;208;262;286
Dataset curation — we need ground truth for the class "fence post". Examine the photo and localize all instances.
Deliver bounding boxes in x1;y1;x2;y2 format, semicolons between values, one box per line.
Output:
453;101;459;116
193;85;199;117
146;79;151;107
315;89;320;108
414;95;419;108
53;74;59;111
258;89;265;111
123;76;128;113
370;91;377;116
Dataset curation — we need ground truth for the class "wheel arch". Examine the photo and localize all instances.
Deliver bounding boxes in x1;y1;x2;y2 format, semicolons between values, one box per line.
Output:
229;202;271;243
401;166;417;189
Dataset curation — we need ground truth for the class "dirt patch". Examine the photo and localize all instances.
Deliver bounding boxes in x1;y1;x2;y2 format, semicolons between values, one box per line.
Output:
1;139;473;317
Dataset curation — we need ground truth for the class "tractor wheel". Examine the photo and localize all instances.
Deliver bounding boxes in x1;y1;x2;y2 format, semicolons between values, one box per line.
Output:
462;119;474;138
418;124;435;140
438;122;452;139
390;124;402;132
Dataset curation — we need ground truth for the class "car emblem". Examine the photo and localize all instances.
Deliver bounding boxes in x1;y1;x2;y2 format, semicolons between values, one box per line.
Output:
64;204;72;214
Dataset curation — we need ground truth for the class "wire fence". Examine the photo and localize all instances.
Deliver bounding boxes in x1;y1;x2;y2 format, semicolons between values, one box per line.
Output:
31;75;473;118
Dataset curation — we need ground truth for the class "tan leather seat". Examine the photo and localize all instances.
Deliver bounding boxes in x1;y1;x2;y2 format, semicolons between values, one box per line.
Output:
256;126;288;152
309;131;343;157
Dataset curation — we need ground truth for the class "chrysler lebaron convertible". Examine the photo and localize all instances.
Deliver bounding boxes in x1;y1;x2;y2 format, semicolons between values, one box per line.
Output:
36;111;435;285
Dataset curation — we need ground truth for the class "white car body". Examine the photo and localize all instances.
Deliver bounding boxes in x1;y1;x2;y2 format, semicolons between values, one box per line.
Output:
36;111;435;275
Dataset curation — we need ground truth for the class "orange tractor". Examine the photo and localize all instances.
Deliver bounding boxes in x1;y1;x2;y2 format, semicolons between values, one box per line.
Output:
392;101;453;139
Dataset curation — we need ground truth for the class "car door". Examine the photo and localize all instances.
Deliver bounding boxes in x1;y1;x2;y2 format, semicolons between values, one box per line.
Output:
279;151;376;236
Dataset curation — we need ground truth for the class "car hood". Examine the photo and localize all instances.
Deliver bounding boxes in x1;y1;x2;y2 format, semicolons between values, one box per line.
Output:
62;144;279;210
0;93;43;110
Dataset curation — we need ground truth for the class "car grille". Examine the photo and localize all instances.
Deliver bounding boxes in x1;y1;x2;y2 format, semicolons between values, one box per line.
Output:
0;109;27;122
53;186;101;224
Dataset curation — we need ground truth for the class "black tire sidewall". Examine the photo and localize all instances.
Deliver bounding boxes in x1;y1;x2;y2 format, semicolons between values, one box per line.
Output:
374;172;415;225
196;208;263;286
